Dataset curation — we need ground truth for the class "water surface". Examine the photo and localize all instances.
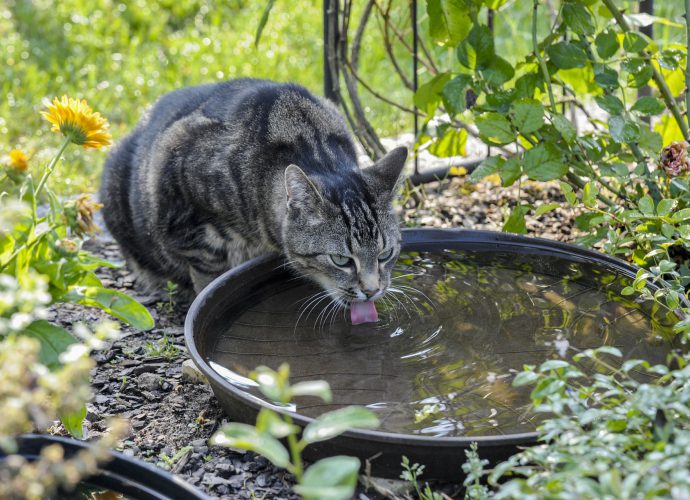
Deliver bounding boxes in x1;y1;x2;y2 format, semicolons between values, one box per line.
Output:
209;249;679;437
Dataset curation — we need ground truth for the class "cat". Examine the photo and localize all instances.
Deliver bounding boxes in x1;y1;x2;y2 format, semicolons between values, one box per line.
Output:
100;78;407;316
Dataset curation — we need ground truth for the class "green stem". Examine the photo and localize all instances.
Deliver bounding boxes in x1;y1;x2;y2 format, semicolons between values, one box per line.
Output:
285;415;303;482
601;0;689;141
686;0;690;131
532;0;557;112
0;223;58;271
35;137;71;200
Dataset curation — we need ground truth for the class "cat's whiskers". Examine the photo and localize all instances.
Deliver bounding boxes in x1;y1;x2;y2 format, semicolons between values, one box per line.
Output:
295;288;338;331
392;273;423;281
392;284;437;310
383;288;411;319
388;286;424;315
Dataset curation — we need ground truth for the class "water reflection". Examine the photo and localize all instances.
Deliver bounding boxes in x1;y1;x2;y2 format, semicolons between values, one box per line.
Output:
208;250;679;437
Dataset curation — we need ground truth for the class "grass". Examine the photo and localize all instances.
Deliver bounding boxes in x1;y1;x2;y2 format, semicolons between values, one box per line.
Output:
0;0;684;194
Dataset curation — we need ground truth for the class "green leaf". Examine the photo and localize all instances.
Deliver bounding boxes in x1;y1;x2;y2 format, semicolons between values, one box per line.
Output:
657;199;677;217
428;128;468;158
503;205;528;234
469;156;502;183
593;65;619;89
638;195;655;215
60;405;87;439
608;115;640;143
427;0;472;47
211;423;290;468
562;2;594;35
582;181;599;208
289;380;333;402
22;320;78;369
523;143;567;181
500;157;521;186
294;456;361;500
552;114;576;144
622;58;653;88
547;42;588;69
631;96;665;116
64;286;154;330
535;203;561;216
254;0;277;47
441;75;472;115
456;24;494;70
415;73;452;115
302;406;379;445
256;409;299;438
596;346;622;358
594;95;624;115
637;126;663;155
560;181;577;205
595;31;619;59
606;417;627;432
481;56;515;86
475;113;514;145
622;32;648;53
539;360;570;372
510;99;544;134
514;73;538;99
512;370;539;387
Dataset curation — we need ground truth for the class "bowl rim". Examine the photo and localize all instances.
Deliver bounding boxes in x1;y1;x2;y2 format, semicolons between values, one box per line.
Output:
3;434;210;499
184;228;684;449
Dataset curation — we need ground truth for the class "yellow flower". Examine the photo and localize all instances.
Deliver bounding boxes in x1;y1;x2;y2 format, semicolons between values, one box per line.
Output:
8;149;29;172
41;96;112;149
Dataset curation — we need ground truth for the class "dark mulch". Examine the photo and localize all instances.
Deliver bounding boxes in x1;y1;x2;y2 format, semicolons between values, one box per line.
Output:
46;175;580;499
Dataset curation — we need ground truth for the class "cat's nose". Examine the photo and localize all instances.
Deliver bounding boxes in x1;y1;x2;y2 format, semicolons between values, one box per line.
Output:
363;288;382;300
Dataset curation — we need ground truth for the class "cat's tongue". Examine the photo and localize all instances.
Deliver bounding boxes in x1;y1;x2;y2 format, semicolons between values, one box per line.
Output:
350;301;378;325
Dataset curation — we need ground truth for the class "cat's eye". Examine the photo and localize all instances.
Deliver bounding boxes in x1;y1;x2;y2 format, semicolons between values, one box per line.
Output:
329;254;353;267
378;248;395;262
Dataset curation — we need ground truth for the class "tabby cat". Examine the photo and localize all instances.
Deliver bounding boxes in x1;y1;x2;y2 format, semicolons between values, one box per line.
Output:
100;79;407;318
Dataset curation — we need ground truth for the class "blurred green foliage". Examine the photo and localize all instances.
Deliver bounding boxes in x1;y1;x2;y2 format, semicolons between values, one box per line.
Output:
0;0;684;194
0;0;410;194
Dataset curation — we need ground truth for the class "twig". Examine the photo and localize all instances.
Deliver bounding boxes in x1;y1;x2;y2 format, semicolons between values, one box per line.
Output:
532;0;557;111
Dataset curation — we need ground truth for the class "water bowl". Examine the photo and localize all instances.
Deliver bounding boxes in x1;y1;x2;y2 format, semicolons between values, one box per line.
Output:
184;229;683;480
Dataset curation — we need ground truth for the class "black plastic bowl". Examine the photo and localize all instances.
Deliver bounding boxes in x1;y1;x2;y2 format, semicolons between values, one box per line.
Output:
1;434;209;500
184;228;680;480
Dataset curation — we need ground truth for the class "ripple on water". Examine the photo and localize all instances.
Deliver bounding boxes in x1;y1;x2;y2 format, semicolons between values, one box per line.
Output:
208;249;680;437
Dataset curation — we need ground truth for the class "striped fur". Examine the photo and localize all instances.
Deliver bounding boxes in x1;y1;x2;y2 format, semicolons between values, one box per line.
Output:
100;79;407;303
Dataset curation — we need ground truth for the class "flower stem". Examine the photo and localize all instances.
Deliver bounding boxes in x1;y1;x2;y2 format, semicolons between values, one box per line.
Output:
601;0;689;141
284;414;303;482
532;0;557;112
35;137;71;200
0;223;59;271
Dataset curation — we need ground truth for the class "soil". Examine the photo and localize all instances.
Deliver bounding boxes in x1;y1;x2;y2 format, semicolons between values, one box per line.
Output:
47;174;581;499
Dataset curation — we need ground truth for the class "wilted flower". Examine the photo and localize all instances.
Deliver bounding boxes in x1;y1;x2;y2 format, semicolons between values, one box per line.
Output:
660;141;690;177
64;194;103;237
55;238;79;256
41;96;112;149
7;149;28;172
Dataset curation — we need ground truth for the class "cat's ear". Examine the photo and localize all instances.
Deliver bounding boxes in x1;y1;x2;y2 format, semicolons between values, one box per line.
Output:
284;164;324;212
364;146;408;193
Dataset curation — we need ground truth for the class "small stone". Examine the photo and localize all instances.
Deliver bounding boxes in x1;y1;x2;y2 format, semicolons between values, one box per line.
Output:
137;372;161;391
182;359;209;385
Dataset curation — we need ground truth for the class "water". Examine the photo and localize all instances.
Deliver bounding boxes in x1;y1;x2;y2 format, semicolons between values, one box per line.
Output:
208;249;680;437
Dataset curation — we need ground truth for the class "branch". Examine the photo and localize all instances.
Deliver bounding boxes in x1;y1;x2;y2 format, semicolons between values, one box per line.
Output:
601;0;690;141
532;0;557;111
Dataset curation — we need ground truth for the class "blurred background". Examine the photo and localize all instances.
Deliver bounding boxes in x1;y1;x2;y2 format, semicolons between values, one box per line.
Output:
0;0;684;193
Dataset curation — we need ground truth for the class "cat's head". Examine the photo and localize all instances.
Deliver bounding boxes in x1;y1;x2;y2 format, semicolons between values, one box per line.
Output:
282;147;407;306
